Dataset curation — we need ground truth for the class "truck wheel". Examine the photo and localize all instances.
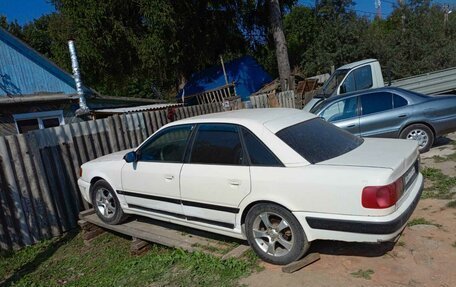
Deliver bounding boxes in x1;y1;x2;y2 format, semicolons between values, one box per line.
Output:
400;124;434;153
245;203;310;265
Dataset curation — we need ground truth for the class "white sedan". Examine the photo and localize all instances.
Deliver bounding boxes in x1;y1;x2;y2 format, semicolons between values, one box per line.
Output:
78;108;423;265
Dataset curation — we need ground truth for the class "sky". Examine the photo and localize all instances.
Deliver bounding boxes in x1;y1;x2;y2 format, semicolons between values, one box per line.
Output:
0;0;455;25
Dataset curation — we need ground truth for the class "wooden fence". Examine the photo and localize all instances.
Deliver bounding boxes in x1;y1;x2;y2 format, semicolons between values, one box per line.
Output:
0;103;223;250
0;91;296;251
250;90;295;109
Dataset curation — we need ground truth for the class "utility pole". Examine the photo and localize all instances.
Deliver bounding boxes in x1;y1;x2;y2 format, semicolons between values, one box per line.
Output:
443;4;452;28
398;0;406;32
375;0;382;20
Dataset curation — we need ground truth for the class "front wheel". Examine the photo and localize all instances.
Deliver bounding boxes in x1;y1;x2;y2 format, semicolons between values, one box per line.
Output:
399;124;434;153
245;203;310;265
91;180;127;225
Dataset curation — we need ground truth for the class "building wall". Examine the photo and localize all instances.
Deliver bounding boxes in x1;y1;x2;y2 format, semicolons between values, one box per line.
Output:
0;101;78;136
0;29;79;96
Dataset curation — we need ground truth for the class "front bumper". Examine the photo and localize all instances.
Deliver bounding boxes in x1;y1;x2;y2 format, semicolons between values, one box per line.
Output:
294;173;424;243
77;178;91;204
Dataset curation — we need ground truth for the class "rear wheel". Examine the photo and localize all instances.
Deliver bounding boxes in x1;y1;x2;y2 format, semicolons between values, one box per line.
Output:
245;203;309;265
91;180;127;225
400;124;434;153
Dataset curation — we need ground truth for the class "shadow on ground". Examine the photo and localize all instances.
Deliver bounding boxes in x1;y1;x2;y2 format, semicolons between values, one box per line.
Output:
308;239;395;257
1;231;78;287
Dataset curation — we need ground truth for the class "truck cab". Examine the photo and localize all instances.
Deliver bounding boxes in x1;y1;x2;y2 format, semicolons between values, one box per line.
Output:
304;59;385;111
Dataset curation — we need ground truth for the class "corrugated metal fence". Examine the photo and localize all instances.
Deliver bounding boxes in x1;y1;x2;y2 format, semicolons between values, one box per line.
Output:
0;92;295;251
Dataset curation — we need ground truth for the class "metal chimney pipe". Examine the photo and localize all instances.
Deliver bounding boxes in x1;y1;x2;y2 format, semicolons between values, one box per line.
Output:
68;40;89;114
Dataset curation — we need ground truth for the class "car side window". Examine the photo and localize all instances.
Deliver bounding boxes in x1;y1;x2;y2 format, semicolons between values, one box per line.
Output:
393;94;408;108
190;124;244;165
241;127;282;167
340;65;373;94
320;97;358;122
138;125;193;162
353;65;373;90
361;92;393;115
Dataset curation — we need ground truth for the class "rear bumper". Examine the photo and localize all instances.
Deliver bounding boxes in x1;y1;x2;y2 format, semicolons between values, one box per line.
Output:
294;173;423;243
306;179;423;234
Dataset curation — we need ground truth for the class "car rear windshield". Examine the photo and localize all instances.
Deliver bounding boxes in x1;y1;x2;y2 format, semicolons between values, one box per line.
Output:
276;118;364;164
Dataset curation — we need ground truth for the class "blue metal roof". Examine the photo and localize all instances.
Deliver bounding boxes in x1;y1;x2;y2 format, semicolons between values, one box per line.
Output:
0;28;87;97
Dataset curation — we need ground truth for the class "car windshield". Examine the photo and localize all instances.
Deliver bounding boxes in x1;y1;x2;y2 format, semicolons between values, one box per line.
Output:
276;118;364;164
321;69;349;96
309;98;327;114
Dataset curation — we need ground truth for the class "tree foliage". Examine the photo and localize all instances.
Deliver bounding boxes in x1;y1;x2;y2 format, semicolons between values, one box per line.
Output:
1;0;456;98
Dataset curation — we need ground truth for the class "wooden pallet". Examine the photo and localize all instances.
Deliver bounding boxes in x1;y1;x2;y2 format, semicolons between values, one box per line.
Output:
78;209;250;259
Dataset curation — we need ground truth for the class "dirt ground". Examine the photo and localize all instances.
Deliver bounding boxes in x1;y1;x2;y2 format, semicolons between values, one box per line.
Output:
241;133;456;287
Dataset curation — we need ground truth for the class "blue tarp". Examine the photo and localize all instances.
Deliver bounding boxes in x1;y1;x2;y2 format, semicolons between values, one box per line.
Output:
178;56;272;102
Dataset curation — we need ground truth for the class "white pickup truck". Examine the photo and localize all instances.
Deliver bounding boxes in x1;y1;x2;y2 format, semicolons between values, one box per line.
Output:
303;59;385;111
303;58;456;111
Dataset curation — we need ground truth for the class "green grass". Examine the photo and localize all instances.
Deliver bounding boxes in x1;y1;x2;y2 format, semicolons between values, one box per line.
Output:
407;217;441;228
421;167;456;199
446;200;456;208
0;232;258;287
397;241;406;247
350;269;374;280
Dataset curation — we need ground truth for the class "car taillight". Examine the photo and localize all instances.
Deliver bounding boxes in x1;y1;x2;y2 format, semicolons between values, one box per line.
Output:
362;178;404;209
79;167;83;177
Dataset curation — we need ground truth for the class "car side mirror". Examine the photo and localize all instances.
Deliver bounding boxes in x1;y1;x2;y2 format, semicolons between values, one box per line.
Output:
123;151;137;163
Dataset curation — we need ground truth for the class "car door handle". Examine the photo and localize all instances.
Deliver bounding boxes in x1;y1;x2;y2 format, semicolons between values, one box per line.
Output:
164;175;174;180
347;124;356;128
228;179;241;186
398;114;407;118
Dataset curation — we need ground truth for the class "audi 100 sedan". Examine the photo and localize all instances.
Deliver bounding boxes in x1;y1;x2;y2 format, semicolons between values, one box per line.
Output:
310;87;456;153
78;109;423;265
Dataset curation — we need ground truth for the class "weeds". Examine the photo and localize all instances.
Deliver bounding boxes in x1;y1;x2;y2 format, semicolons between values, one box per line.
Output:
421;168;456;199
407;217;441;227
446;200;456;208
351;269;374;280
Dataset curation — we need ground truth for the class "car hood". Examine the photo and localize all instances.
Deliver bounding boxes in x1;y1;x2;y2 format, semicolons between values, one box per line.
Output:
317;138;418;173
89;149;134;163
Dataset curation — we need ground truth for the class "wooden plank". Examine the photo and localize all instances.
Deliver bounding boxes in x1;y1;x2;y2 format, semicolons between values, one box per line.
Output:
17;134;50;240
44;128;77;231
8;136;41;243
79;121;96;161
154;110;163;130
149;111;159;133
87;120;103;158
26;132;61;237
281;253;320;273
0;136;31;247
119;114;133;149
112;114;126;151
143;111;153;137
96;119;110;155
221;244;251;260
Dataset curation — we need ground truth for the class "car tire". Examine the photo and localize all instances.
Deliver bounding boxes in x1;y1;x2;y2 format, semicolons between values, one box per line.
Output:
245;203;310;265
400;124;434;153
91;179;127;225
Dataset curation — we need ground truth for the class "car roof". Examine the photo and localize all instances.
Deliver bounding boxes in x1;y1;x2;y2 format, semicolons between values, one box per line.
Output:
338;59;377;70
166;108;316;133
322;87;415;104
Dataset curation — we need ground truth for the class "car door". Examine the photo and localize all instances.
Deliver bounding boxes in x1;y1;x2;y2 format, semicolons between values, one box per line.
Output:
319;96;361;136
180;123;250;228
359;92;408;138
121;124;194;216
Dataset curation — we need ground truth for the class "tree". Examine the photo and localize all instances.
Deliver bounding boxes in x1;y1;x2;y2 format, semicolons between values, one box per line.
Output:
269;0;292;90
